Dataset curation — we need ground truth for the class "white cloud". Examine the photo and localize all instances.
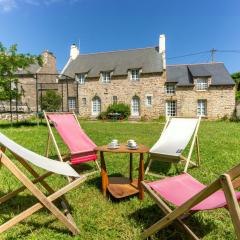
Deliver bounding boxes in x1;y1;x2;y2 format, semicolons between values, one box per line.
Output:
0;0;17;12
0;0;79;12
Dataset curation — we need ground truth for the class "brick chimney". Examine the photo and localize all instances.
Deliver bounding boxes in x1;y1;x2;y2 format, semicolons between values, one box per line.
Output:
159;34;166;70
70;44;79;60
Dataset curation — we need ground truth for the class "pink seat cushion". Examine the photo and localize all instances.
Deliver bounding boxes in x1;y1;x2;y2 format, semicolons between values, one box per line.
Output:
148;173;240;211
47;114;97;163
71;154;98;165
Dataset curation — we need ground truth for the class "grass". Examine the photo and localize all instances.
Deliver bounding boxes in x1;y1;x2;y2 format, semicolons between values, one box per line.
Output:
0;119;240;239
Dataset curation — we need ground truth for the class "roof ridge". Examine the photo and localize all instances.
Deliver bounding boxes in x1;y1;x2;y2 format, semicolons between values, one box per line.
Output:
167;62;223;67
77;46;158;57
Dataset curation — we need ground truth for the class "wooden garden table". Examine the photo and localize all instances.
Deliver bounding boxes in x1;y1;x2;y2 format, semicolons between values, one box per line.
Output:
95;144;149;200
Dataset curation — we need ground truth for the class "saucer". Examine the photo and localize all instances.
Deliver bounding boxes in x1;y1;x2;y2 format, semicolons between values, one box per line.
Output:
107;144;120;149
127;145;138;150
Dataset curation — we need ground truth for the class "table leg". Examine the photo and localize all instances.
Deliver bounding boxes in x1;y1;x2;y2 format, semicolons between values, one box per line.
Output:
100;151;108;197
129;153;133;182
138;153;144;200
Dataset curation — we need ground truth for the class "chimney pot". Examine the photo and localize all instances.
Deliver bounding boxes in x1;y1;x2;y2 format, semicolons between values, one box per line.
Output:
70;44;79;60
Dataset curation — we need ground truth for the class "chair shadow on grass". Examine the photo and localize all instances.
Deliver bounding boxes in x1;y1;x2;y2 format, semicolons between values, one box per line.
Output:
0;191;73;237
129;204;217;239
144;160;182;177
0;121;47;129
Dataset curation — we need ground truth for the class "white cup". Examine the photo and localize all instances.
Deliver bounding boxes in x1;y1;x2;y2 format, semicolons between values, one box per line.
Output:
128;140;136;146
112;139;118;145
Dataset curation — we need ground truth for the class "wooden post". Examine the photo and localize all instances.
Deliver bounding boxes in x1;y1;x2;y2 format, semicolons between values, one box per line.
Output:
45;133;51;158
100;151;108;197
195;136;200;166
138;153;144;200
220;174;240;239
129;153;133;182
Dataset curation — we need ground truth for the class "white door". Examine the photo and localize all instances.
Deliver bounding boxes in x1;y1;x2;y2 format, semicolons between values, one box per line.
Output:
131;97;140;116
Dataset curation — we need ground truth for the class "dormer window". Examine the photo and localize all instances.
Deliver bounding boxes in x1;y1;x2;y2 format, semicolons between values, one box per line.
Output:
76;73;85;84
131;69;140;81
101;72;111;83
196;77;208;91
165;83;176;95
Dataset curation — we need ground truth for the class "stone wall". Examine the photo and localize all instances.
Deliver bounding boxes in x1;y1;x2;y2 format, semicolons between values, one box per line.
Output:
0;113;36;121
175;85;235;119
77;72;166;119
236;101;240;119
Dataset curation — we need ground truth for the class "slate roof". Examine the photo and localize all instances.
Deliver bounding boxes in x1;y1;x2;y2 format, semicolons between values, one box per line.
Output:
16;63;41;75
166;63;235;86
62;47;163;78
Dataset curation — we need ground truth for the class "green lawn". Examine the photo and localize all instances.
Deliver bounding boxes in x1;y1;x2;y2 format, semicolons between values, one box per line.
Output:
0;120;240;240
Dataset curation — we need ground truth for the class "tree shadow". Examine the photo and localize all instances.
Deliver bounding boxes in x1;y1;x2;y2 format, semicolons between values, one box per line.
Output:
129;205;217;239
0;121;47;129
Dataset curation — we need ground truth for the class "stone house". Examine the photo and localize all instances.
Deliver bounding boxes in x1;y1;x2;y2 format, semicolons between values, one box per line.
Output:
60;35;235;119
16;50;58;112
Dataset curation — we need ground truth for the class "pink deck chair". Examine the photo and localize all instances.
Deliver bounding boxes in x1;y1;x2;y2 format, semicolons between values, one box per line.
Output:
44;112;100;174
142;169;240;239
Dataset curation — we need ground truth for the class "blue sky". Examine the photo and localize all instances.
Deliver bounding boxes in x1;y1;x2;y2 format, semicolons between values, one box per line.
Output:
0;0;240;73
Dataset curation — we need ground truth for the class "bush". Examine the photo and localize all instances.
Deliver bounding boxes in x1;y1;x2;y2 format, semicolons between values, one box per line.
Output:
41;90;62;112
98;111;108;120
106;103;130;119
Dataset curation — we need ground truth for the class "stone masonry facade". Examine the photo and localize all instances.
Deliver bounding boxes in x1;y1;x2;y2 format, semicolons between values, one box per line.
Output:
73;70;235;120
77;72;166;119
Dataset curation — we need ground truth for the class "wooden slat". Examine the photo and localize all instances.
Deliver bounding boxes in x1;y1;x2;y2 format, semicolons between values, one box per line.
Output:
0;153;81;235
141;181;200;240
220;174;240;239
0;174;86;234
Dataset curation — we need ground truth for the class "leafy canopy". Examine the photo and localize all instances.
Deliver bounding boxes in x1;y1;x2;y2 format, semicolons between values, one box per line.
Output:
0;42;42;100
231;72;240;100
41;90;62;112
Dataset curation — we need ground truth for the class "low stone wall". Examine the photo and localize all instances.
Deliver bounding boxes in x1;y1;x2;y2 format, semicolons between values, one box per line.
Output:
0;113;36;121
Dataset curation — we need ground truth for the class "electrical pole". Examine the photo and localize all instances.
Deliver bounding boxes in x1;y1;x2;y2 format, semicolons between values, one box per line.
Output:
211;48;216;63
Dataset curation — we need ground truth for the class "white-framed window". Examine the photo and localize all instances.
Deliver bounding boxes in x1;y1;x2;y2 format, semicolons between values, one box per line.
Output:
112;96;118;104
131;69;140;81
92;96;101;115
82;97;86;105
68;97;76;110
166;100;177;116
146;95;152;107
101;72;111;83
197;99;207;116
196;78;208;91
76;73;85;84
165;83;176;95
131;96;140;116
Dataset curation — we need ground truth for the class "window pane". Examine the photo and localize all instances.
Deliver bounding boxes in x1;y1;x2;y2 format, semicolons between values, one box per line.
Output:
165;83;176;94
146;96;152;106
92;97;101;114
131;69;140;81
166;101;177;116
113;96;117;104
196;78;208;90
102;72;111;83
197;99;207;116
76;74;85;84
131;97;140;115
68;98;76;110
82;98;86;105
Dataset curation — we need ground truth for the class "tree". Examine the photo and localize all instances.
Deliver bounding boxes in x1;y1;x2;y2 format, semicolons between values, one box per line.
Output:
231;72;240;101
41;90;62;112
0;42;42;100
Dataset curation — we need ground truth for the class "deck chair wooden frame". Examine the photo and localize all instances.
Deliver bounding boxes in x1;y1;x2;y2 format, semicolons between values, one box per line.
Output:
0;139;86;235
44;111;100;176
141;162;240;239
145;116;201;176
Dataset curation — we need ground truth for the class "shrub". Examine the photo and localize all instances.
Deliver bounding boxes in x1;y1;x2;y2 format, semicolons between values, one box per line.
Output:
98;111;108;120
41;90;62;112
106;103;130;119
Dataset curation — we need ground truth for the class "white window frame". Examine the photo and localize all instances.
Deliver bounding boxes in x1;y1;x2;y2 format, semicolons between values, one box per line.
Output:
101;72;111;83
112;96;118;104
145;95;153;107
131;96;140;116
165;83;176;95
92;97;101;115
131;69;140;81
197;99;207;117
166;100;177;117
68;97;76;110
76;73;85;84
196;78;208;91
